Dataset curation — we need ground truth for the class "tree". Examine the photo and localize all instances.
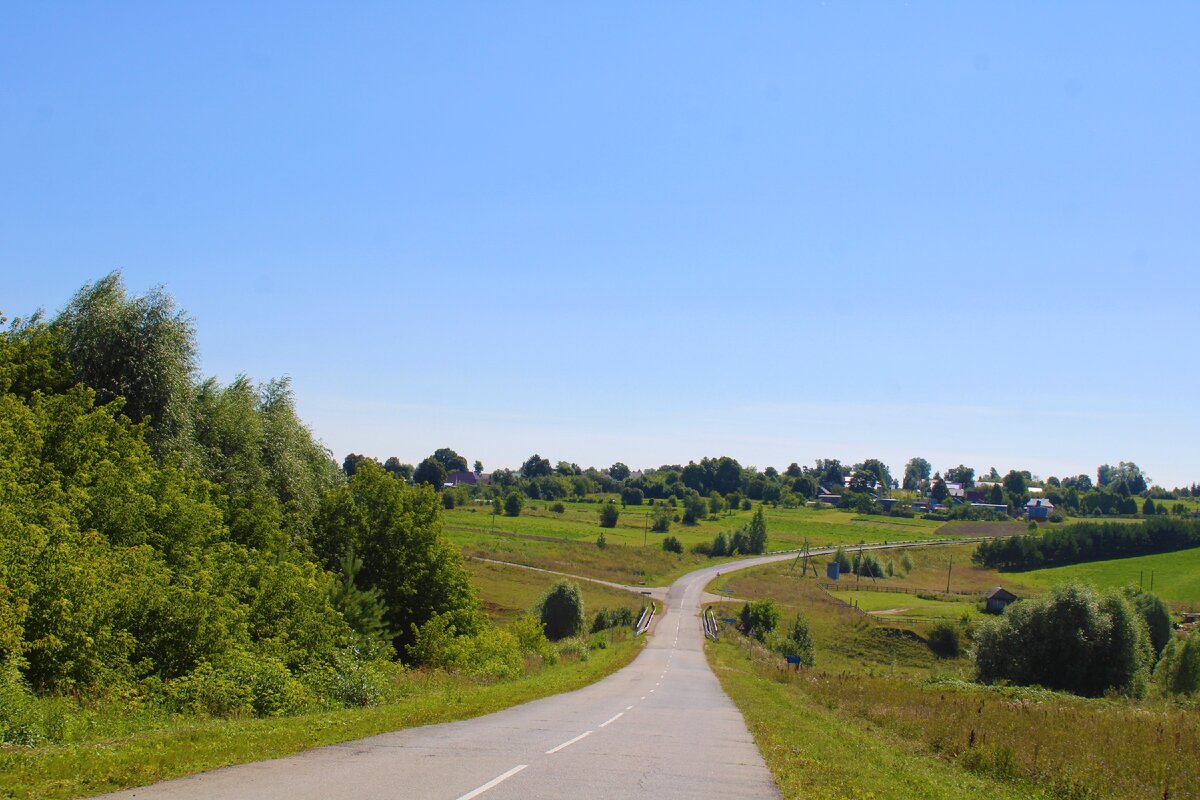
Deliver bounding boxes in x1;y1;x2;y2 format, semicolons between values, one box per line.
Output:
596;531;607;549
384;457;413;481
539;580;584;640
53;272;198;457
608;462;631;481
1126;589;1172;657
747;505;768;554
621;486;644;506
944;465;975;488
785;462;802;479
833;548;853;574
857;459;892;489
413;457;447;489
431;448;468;473
777;613;814;666
473;460;484;476
973;582;1152;697
903;457;932;491
848;470;877;494
930;478;949;502
661;535;683;554
503;491;524;517
598;502;619;528
682;492;707;525
1154;629;1200;696
313;462;480;658
1003;470;1029;502
651;504;672;533
739;600;780;642
900;552;914;573
708;491;727;516
520;454;552;479
811;459;845;487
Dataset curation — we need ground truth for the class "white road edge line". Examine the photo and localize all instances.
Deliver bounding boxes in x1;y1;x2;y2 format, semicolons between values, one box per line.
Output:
455;764;528;800
626;705;633;710
545;730;593;754
599;712;623;728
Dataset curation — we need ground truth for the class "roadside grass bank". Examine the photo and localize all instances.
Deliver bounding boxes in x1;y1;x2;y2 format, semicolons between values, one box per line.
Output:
0;635;641;800
705;639;1024;800
707;636;1199;800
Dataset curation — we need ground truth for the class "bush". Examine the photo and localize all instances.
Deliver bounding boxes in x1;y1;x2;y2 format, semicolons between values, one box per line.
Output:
596;531;607;549
620;487;644;506
590;607;635;633
503;491;524;517
739;600;780;642
682;493;707;525
773;613;814;666
1126;589;1172;657
661;535;683;554
973;582;1152;697
598;502;619;528
900;552;914;573
510;614;557;665
550;501;565;513
1154;629;1200;696
927;622;960;658
539;580;585;640
650;504;672;533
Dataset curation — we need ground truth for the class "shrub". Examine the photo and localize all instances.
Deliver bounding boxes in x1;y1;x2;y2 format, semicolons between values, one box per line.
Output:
598;502;619;528
539;580;585;640
650;504;672;533
596;531;607;549
711;532;730;557
1125;589;1172;657
503;491;524;517
739;600;780;642
620;487;644;506
550;501;565;513
833;547;853;574
590;607;635;633
927;622;960;658
1154;629;1200;696
510;614;557;665
661;535;683;554
682;493;707;525
773;613;814;666
973;582;1152;697
900;552;914;573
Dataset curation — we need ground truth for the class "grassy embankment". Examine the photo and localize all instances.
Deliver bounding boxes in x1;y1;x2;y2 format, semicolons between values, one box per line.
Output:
447;502;993;586
705;559;1200;799
0;634;642;800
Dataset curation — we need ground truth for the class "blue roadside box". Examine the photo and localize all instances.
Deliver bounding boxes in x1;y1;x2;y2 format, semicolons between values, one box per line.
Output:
827;562;840;580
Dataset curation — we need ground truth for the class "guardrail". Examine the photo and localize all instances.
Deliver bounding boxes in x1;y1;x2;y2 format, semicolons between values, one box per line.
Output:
634;601;656;637
702;607;719;642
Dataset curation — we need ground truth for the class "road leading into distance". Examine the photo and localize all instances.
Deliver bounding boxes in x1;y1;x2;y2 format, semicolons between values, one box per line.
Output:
100;541;970;800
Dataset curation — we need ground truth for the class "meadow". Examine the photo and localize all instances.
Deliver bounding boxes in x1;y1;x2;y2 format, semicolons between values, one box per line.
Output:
1018;547;1200;609
464;558;650;622
704;559;1200;799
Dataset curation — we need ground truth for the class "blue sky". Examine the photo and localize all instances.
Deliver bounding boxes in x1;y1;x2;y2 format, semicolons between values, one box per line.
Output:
3;3;1197;486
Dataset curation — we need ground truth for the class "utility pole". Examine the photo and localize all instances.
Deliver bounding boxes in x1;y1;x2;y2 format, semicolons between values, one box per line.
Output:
644;512;648;547
1151;570;1155;592
946;556;953;594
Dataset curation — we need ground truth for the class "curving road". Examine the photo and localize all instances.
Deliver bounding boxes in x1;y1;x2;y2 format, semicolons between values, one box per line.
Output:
99;541;976;800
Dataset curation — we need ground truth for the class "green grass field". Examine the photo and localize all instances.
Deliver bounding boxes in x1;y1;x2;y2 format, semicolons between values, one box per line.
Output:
1018;547;1200;609
465;558;650;622
832;588;982;621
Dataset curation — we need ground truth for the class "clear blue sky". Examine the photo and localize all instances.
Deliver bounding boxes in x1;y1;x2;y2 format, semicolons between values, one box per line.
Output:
3;3;1197;486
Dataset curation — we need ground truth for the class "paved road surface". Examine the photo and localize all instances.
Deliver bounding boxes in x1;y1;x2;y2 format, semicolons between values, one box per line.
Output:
100;541;973;800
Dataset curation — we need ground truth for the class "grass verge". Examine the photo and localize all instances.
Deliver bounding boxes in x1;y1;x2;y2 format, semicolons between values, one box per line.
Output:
0;636;642;800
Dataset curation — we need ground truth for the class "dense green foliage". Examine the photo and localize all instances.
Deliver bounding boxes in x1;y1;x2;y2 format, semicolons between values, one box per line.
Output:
598;501;619;528
1154;629;1200;696
739;599;780;642
972;518;1200;570
973;583;1152;697
538;580;585;640
0;277;486;729
773;612;814;666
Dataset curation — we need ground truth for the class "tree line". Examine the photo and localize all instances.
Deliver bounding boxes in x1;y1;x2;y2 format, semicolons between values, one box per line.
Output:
972;517;1200;571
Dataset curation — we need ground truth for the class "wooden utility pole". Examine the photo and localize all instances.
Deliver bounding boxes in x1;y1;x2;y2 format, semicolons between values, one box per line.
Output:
644;512;648;547
946;556;953;594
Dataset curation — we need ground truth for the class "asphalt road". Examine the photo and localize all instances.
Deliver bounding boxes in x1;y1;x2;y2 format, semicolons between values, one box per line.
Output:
99;540;971;800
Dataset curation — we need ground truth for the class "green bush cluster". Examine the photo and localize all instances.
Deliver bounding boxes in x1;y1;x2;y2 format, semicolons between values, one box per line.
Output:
590;607;635;633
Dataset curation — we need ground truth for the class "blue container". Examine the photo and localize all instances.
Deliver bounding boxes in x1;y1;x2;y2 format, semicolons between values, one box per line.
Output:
827;562;840;580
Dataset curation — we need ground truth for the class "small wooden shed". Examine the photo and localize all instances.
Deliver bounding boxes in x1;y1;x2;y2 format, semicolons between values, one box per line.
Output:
985;587;1019;614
